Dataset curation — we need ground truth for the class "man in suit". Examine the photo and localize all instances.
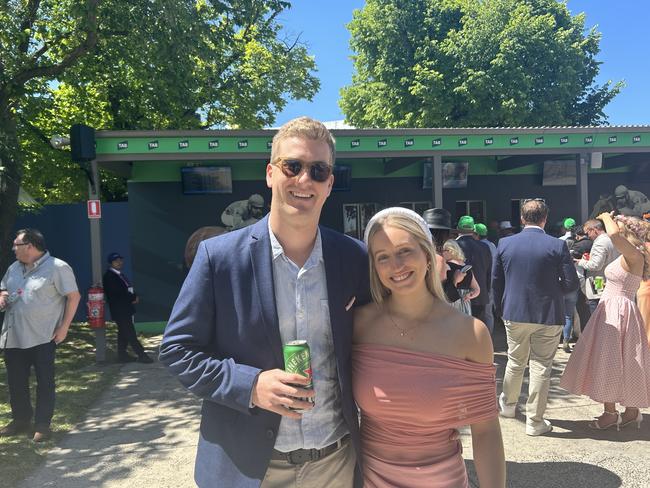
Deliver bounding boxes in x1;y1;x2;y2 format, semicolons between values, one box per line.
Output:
492;199;578;436
576;219;620;317
102;253;153;363
159;117;370;488
456;215;493;329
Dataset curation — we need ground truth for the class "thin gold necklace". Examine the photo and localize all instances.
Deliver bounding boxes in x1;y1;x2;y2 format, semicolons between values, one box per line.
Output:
387;307;423;338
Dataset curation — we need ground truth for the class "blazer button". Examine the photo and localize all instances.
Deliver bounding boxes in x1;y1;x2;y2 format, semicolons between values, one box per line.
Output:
265;429;275;440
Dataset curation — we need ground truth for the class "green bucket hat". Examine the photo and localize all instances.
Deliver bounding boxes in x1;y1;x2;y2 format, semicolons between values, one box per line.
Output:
474;223;488;236
457;215;475;231
563;217;576;229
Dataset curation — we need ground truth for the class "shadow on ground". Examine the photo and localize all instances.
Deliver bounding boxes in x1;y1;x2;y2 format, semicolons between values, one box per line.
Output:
466;460;622;488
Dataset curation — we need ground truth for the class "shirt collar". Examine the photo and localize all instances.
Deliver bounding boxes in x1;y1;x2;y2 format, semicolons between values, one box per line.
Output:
23;251;50;271
268;220;323;267
109;267;122;275
524;225;545;232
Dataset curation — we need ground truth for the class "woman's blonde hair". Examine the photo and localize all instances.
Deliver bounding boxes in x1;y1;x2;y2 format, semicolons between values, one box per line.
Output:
366;212;447;304
442;239;465;262
614;215;650;279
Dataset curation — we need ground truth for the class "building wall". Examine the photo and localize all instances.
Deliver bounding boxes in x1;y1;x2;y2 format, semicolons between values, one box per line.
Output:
8;202;132;322
127;170;644;322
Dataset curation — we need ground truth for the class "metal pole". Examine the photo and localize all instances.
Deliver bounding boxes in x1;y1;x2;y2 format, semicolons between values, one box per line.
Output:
88;159;106;362
432;155;443;208
577;153;589;223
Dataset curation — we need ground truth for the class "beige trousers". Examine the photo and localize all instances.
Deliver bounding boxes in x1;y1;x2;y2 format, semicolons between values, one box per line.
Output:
502;321;562;424
261;439;356;488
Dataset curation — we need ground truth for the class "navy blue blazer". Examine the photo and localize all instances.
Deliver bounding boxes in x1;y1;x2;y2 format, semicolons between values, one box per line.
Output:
492;227;579;325
159;216;370;488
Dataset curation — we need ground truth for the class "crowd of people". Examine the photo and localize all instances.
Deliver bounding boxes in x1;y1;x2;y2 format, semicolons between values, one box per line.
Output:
1;116;649;487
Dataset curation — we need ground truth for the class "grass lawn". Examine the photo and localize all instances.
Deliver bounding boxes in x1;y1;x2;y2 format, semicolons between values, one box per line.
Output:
0;323;130;486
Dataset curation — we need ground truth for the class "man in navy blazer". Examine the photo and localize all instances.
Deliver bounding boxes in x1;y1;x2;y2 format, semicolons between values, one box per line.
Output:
160;117;370;488
492;199;578;436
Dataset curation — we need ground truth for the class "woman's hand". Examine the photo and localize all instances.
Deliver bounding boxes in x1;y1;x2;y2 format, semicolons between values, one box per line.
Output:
597;211;614;221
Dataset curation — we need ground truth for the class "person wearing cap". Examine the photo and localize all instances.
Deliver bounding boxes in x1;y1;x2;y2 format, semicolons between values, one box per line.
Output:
221;193;267;231
159;117;371;488
456;215;493;328
498;221;515;239
559;217;576;242
102;253;153;363
475;223;497;331
558;218;579;352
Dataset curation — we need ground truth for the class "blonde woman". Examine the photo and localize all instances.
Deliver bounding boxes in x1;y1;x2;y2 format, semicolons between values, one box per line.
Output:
442;239;480;315
561;213;650;430
352;207;505;488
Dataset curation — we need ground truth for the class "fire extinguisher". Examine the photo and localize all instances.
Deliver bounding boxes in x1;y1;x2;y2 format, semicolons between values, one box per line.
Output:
87;286;106;329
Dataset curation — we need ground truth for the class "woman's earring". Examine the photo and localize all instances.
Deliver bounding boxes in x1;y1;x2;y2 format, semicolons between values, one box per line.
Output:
426;261;431;271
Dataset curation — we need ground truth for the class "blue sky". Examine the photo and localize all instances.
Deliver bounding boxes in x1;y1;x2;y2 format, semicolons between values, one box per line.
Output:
275;0;650;126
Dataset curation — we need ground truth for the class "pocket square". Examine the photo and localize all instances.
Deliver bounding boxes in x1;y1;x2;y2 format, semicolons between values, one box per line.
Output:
345;296;356;311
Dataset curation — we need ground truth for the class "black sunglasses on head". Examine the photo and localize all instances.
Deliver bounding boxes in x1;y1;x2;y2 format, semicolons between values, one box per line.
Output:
272;157;333;183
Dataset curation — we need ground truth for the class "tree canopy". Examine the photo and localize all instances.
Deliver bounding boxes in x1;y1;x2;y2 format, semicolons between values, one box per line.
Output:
340;0;622;128
0;0;318;270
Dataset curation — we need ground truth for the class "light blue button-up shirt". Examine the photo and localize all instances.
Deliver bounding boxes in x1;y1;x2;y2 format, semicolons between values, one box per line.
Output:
269;224;348;452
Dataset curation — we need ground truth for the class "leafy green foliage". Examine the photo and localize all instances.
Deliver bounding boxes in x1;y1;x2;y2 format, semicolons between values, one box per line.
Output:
340;0;622;128
1;0;318;271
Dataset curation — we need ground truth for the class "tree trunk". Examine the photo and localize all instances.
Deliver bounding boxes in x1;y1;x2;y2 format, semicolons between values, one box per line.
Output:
0;97;22;276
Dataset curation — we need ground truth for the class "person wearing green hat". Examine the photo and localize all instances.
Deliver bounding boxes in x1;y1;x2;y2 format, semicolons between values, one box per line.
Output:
558;218;579;352
456;216;493;329
474;223;497;332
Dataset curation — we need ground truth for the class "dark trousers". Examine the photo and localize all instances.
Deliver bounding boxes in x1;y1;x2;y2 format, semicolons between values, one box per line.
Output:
115;314;145;357
575;290;591;332
4;341;57;427
471;304;487;324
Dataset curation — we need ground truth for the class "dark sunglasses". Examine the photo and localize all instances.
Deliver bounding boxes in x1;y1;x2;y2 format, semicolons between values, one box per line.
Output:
272;157;333;183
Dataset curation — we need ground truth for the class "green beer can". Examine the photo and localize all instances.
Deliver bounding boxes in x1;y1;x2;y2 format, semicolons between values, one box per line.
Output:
594;276;605;292
283;340;314;408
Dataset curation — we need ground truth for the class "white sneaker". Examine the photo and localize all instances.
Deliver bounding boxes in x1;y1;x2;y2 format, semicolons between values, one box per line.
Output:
526;419;553;436
498;392;516;418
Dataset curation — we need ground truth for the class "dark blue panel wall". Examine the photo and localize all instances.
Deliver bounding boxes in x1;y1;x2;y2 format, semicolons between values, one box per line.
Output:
11;202;131;321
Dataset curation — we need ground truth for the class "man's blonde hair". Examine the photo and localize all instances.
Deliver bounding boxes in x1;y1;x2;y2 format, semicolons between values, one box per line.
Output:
270;116;336;164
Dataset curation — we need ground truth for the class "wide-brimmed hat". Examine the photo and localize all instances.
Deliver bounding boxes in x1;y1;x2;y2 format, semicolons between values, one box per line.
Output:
499;221;513;230
422;208;452;230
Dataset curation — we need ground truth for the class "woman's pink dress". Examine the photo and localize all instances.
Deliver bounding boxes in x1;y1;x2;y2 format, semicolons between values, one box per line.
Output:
352;344;497;488
560;257;650;406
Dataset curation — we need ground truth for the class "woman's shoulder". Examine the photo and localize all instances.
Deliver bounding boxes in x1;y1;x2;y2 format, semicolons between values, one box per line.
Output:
435;307;493;364
353;301;383;342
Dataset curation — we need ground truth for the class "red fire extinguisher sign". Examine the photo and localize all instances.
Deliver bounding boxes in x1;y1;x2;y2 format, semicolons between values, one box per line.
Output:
87;200;102;219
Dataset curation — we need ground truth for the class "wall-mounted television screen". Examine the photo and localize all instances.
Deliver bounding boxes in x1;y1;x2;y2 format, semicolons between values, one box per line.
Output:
332;165;352;191
181;166;233;194
542;160;576;186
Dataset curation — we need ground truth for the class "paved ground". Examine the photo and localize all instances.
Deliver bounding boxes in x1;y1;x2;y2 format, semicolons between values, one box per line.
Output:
17;327;650;488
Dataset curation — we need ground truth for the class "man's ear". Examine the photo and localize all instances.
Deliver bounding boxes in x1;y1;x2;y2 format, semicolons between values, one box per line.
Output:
266;162;273;189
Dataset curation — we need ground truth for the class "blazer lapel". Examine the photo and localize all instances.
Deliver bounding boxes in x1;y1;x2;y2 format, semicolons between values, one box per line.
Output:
321;229;346;365
249;217;284;366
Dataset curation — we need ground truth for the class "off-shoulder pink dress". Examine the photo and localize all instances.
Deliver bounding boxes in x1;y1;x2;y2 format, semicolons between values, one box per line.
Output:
560;257;650;406
352;344;498;488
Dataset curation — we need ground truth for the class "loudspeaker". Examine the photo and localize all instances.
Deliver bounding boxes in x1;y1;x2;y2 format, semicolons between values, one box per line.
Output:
590;152;603;169
70;124;96;162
